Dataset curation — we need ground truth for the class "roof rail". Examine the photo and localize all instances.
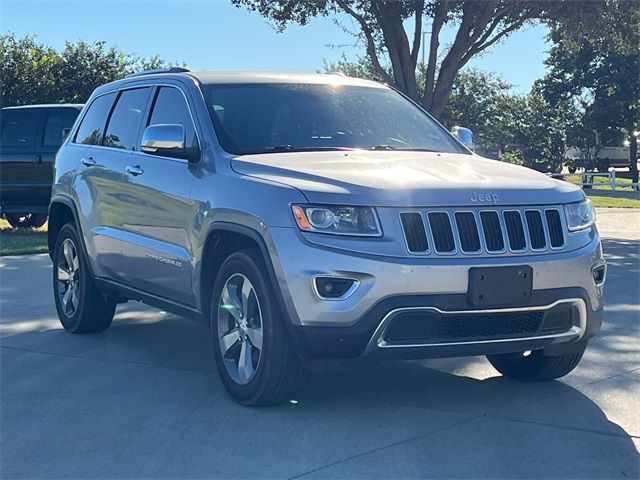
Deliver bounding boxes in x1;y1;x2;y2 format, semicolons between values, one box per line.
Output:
125;67;191;78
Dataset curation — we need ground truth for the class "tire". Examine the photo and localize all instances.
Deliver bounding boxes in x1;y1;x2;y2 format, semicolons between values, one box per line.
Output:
487;344;587;381
597;159;610;172
5;213;46;229
53;222;116;333
29;214;48;228
211;249;304;406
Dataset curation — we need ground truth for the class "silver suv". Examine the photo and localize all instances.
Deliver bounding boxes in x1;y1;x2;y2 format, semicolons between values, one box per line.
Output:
49;68;606;405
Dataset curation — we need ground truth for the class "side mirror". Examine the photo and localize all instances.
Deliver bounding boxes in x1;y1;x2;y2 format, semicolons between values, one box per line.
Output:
451;126;475;152
141;124;199;163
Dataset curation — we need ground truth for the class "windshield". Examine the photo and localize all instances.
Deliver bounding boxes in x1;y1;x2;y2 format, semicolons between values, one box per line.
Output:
203;83;466;155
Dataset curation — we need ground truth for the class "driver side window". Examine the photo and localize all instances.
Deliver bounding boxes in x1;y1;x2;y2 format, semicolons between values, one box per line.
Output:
147;87;199;155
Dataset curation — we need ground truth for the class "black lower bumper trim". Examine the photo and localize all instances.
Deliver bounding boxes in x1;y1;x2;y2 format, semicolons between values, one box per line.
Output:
289;287;603;360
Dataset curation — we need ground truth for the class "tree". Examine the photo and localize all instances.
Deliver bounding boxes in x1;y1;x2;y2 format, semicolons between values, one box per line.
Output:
508;84;578;173
0;34;175;106
233;0;587;119
541;0;640;181
441;69;525;157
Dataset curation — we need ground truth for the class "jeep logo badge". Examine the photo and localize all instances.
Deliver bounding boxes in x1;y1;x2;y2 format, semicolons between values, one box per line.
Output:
470;192;499;203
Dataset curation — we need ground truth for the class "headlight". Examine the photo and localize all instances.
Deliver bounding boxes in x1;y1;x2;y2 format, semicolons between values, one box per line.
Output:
564;199;595;231
292;205;382;236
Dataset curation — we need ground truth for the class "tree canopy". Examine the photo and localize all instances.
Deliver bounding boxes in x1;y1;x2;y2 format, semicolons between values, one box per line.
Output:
540;0;640;180
233;0;590;118
0;33;173;107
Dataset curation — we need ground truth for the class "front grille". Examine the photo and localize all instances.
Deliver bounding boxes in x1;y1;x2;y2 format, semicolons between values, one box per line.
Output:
428;212;456;253
545;210;564;248
455;212;481;252
526;210;546;249
400;212;429;253
383;308;574;345
400;206;565;256
480;211;504;251
504;211;526;250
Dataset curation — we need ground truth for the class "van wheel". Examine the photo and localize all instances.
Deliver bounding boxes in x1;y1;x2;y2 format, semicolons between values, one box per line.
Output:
5;213;47;229
211;249;304;406
487;344;587;381
53;223;116;333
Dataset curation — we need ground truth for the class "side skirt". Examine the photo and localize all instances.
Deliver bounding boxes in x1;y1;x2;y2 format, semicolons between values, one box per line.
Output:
94;277;204;322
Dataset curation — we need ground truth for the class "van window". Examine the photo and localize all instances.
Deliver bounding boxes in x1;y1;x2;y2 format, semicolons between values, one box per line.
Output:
0;111;39;148
43;109;80;147
104;88;151;150
147;87;199;153
75;93;117;145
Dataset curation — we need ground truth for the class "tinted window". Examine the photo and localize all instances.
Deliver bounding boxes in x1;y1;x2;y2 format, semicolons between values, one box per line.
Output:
203;83;464;155
43;109;80;147
75;93;116;145
148;87;199;152
1;111;39;148
103;88;151;150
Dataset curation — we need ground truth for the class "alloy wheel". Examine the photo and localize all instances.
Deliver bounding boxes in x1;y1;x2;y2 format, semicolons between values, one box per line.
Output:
56;238;81;317
217;273;264;385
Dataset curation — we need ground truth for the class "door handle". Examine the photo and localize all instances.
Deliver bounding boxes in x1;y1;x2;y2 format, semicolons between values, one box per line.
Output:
125;165;144;176
80;157;96;167
35;154;43;165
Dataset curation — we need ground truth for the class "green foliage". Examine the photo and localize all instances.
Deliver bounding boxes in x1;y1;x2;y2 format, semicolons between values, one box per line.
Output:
441;69;526;154
507;86;576;173
0;33;179;107
234;0;579;118
540;0;640;179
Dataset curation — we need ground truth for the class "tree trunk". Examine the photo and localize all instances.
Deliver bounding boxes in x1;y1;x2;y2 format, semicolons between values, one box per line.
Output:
629;131;639;184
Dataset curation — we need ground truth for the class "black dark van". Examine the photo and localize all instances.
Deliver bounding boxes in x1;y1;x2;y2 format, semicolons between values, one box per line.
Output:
0;104;83;228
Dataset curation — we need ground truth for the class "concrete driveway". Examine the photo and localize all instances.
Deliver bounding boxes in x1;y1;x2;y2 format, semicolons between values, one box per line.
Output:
1;209;638;479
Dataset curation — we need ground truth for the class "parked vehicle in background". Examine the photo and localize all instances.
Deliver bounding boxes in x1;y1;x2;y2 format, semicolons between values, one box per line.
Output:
48;69;605;406
565;130;637;173
0;104;83;228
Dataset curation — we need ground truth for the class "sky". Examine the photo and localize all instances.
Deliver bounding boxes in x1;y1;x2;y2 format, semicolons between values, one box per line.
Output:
1;0;551;94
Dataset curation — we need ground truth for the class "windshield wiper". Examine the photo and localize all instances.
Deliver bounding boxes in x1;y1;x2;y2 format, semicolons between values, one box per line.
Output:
370;145;442;153
370;144;396;150
256;145;356;154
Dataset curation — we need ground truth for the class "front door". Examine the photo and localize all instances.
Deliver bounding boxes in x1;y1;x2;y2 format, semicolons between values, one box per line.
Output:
118;85;200;306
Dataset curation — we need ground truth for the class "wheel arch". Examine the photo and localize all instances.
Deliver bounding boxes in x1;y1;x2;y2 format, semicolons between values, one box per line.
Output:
48;196;84;263
199;222;287;329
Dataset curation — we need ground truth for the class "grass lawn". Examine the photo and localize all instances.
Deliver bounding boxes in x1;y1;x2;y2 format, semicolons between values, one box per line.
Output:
0;219;48;256
587;195;640;208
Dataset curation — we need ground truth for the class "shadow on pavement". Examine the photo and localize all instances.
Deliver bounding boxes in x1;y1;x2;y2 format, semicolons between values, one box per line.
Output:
1;242;638;478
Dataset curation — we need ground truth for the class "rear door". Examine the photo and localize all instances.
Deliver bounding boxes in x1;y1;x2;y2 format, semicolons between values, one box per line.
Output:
118;85;201;305
69;91;124;279
0;108;43;211
34;107;81;207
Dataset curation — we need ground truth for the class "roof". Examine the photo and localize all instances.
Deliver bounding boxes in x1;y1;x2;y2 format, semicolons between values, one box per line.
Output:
1;104;84;110
189;71;387;88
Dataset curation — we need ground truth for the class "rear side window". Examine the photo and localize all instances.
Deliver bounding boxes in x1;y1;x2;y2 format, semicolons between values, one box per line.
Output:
0;111;39;148
103;88;151;150
75;93;116;145
43;109;80;147
148;87;199;152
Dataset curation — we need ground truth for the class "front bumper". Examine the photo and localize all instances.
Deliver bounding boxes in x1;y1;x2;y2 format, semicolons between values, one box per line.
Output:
266;227;605;361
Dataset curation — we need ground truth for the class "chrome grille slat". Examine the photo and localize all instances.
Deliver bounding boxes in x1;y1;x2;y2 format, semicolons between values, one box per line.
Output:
399;206;566;256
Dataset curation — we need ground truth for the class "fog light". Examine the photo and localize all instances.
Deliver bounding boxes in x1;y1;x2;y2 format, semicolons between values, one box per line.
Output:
592;264;606;286
313;276;359;300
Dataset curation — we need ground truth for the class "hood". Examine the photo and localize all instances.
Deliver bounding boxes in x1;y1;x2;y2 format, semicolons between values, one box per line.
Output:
231;150;584;207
